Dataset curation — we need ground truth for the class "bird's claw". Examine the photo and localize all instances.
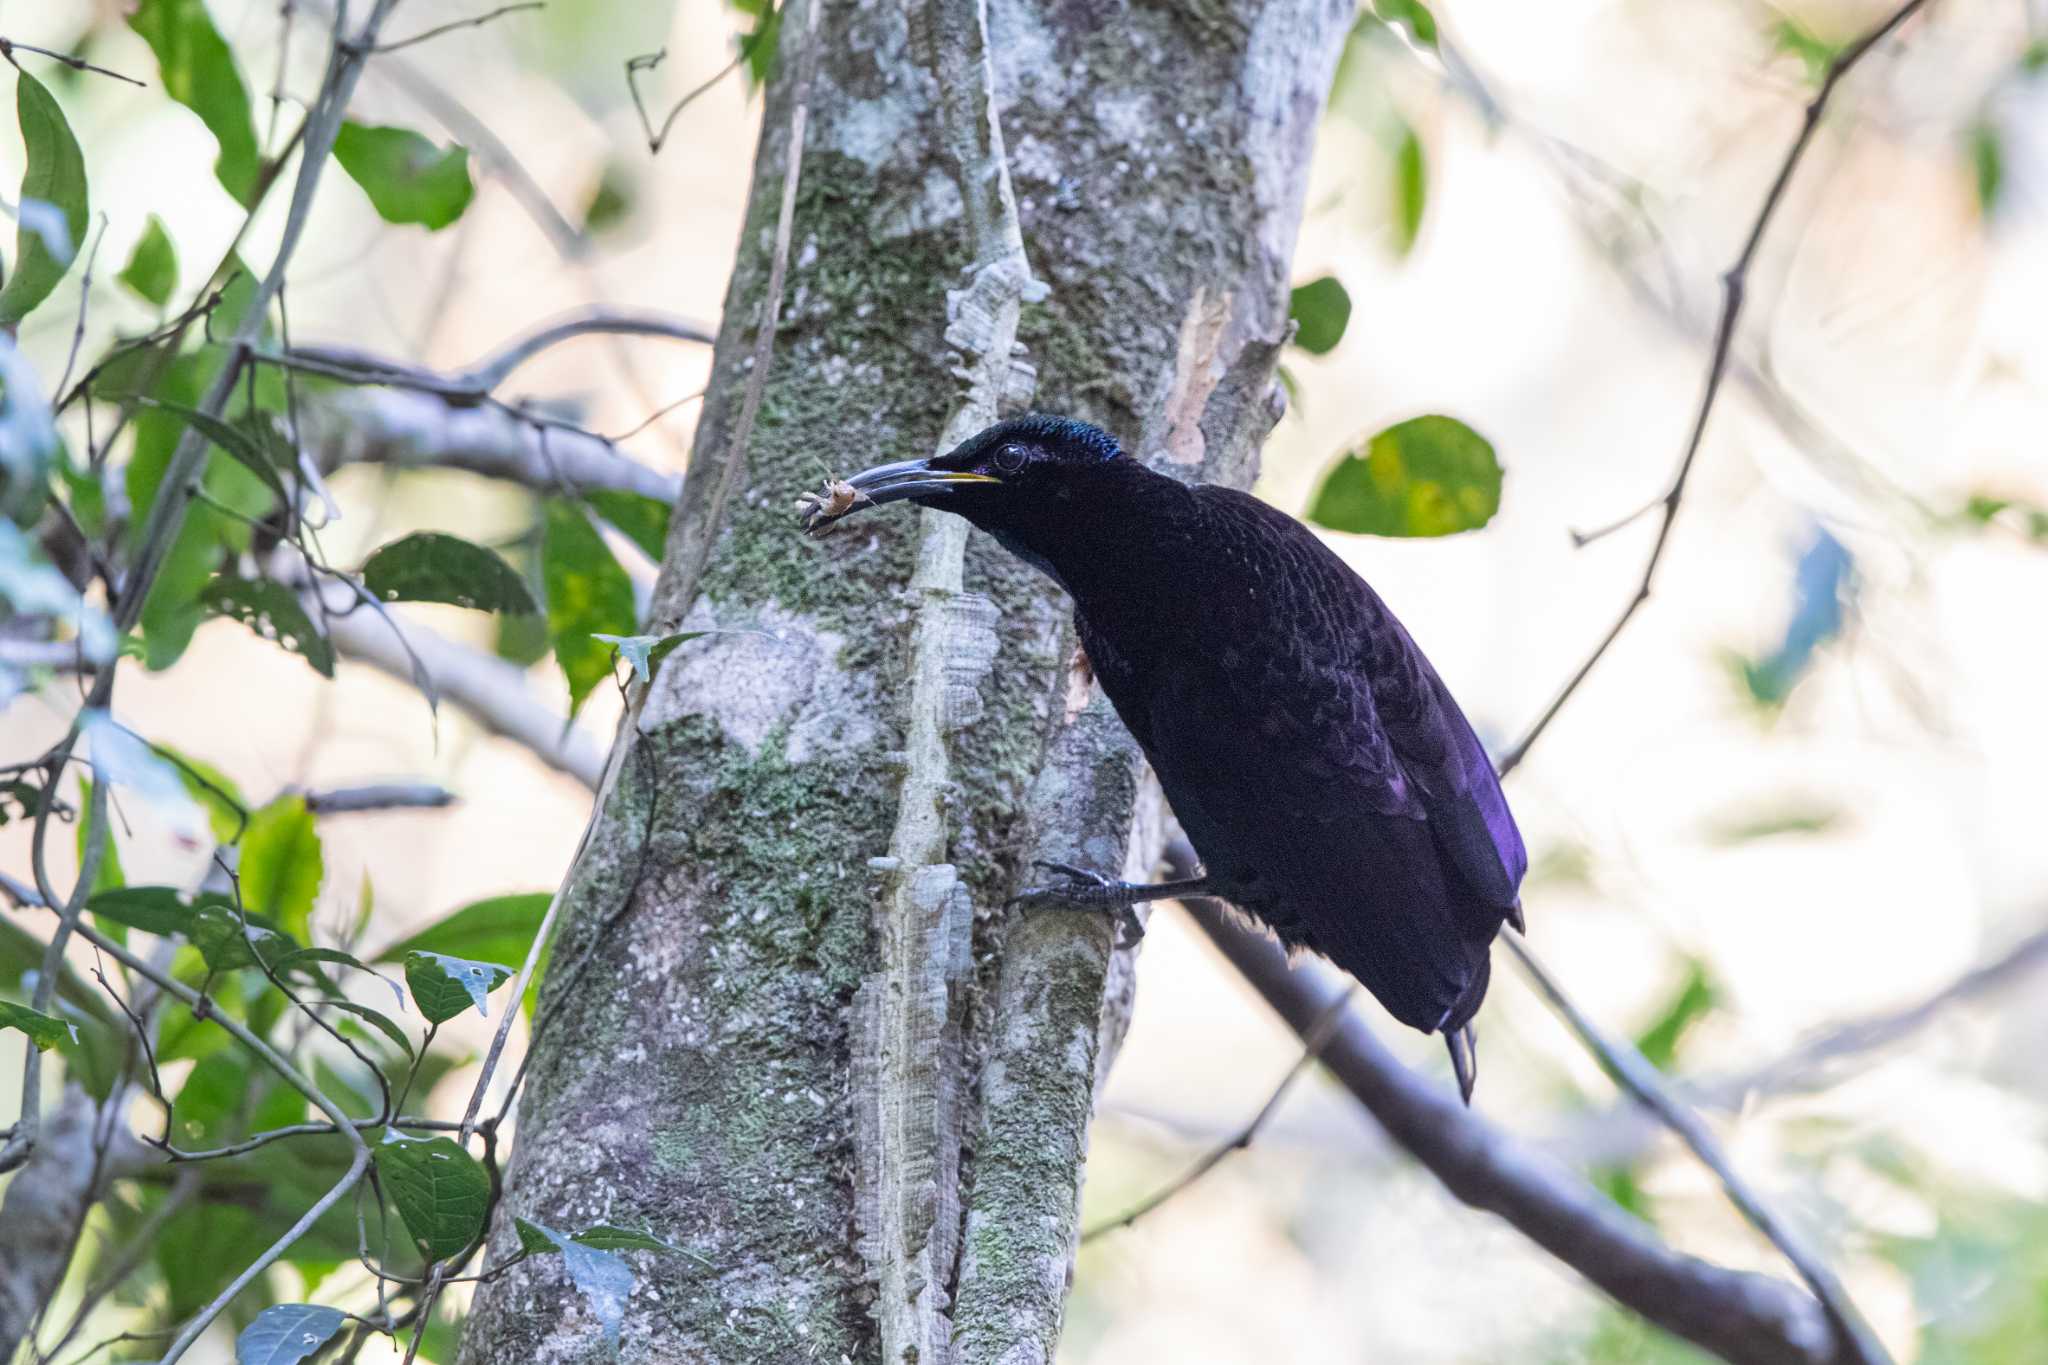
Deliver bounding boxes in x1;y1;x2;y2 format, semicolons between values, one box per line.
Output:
1010;861;1146;948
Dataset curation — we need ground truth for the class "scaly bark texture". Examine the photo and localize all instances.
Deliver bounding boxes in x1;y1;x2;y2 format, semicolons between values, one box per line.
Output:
458;0;1349;1360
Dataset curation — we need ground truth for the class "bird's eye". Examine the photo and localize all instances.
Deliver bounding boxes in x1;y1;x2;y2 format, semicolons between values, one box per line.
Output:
993;443;1027;475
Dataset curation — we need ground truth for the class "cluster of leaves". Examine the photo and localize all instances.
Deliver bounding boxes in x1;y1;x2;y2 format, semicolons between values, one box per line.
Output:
0;6;724;1359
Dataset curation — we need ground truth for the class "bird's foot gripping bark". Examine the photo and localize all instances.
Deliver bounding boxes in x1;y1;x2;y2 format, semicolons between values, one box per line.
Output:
1009;862;1219;948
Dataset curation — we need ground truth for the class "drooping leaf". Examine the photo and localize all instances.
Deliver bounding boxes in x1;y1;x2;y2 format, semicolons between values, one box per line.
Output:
202;576;336;677
118;214;180;308
240;796;324;940
1391;118;1427;255
361;532;538;613
543;499;638;719
1307;415;1503;537
405;951;513;1023
235;1302;347;1365
334;122;475;231
1287;277;1351;356
1731;527;1853;710
0;1000;76;1051
128;0;263;204
592;631;706;685
309;999;414;1059
0;72;90;327
266;945;403;1005
516;1219;634;1349
375;1134;491;1262
586;489;673;561
1373;0;1437;49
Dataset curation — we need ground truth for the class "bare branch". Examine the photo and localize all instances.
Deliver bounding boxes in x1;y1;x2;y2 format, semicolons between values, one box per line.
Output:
626;48;746;155
369;2;545;54
1495;0;1931;778
0;36;145;87
306;383;679;501
302;783;457;814
1181;886;1852;1365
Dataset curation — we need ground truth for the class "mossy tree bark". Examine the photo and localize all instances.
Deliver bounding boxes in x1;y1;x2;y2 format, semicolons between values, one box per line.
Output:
457;0;1349;1360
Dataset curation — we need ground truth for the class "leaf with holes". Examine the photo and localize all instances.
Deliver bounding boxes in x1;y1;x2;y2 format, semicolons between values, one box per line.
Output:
128;0;262;204
592;631;706;685
362;532;537;613
1307;415;1502;538
544;500;638;718
1288;277;1350;356
0;73;90;327
202;576;335;677
375;1134;490;1262
517;1219;634;1349
405;951;513;1023
119;214;179;308
234;1302;346;1365
0;1000;76;1052
374;893;550;1018
334;123;475;231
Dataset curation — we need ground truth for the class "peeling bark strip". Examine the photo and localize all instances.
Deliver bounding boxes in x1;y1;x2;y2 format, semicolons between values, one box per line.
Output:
458;0;1349;1360
854;3;1040;1360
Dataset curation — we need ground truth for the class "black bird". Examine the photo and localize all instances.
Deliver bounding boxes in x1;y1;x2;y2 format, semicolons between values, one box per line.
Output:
802;414;1526;1100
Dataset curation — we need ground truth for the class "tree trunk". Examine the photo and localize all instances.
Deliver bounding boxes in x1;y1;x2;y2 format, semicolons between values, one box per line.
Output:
457;0;1348;1359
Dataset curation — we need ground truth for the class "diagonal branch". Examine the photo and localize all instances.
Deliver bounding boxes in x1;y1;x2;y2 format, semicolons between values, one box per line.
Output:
1182;888;1852;1365
1496;0;1931;778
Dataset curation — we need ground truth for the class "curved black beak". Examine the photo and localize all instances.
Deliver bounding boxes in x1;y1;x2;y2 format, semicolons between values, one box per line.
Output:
798;457;999;535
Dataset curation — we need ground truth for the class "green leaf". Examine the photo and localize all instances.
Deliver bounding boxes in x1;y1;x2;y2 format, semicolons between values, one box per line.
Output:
543;499;638;718
157;1200;259;1318
125;397;290;510
201;576;335;678
1307;415;1503;538
586;489;673;561
267;946;405;1006
1287;277;1351;357
0;1000;76;1051
89;885;217;938
1392;118;1427;255
310;999;414;1059
0;72;90;327
240;797;324;940
89;885;291;972
76;778;124;899
372;892;550;1017
405;951;512;1023
1373;0;1437;49
188;903;294;973
362;532;538;613
333;122;475;231
128;0;263;204
592;631;706;685
1633;962;1717;1071
236;1303;346;1365
118;214;180;308
515;1219;634;1349
580;162;636;234
375;1134;490;1262
1771;18;1841;86
1970;123;2004;217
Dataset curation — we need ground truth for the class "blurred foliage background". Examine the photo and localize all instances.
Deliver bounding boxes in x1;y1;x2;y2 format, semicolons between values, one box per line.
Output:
1;0;2044;1361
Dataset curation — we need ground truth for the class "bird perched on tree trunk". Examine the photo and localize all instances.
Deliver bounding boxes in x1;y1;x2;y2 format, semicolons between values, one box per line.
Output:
799;414;1526;1101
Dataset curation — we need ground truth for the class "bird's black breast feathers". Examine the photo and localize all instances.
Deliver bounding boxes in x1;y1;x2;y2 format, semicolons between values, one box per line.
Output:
1068;481;1526;1033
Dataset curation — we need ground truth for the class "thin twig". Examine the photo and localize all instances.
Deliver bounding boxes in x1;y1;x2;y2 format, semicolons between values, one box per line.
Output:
1502;933;1889;1364
1082;987;1354;1242
56;217;108;401
0;37;146;87
669;0;820;613
369;1;544;53
1494;0;1930;779
626;48;745;154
